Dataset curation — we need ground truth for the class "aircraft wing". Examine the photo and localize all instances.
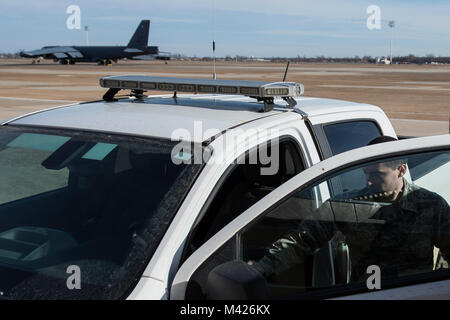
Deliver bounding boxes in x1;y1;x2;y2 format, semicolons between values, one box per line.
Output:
20;46;84;59
132;52;172;61
123;48;145;53
130;54;157;60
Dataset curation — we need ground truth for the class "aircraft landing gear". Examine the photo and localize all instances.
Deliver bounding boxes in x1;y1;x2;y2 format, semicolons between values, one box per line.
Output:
59;59;68;65
96;59;113;66
69;60;75;65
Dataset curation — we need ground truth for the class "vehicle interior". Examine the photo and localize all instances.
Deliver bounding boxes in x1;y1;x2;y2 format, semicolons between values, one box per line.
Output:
0;129;195;298
182;139;306;298
187;139;305;250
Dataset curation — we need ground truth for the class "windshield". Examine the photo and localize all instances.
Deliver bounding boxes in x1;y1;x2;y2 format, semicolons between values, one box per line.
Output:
0;125;204;299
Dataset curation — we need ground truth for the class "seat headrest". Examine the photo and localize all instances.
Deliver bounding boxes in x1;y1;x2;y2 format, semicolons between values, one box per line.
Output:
241;163;283;188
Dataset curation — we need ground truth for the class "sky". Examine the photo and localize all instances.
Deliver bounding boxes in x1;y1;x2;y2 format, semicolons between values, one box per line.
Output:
0;0;449;57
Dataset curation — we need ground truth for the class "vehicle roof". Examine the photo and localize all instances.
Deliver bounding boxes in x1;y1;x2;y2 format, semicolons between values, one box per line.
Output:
4;94;381;143
296;97;379;117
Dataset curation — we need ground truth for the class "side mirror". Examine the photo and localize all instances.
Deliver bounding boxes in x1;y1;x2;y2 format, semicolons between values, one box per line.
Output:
205;260;269;300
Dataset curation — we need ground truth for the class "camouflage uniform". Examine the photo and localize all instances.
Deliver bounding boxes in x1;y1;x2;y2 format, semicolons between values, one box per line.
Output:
258;179;450;282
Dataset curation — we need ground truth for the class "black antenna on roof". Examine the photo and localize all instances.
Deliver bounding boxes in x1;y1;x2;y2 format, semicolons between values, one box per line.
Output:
282;61;290;82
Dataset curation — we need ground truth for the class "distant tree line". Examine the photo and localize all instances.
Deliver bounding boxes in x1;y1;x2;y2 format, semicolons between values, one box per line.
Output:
2;51;449;64
393;54;450;64
0;52;21;58
185;54;450;64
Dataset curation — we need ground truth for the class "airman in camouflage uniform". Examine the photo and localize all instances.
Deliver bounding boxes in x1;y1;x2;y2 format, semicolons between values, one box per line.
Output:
256;178;450;282
253;137;450;282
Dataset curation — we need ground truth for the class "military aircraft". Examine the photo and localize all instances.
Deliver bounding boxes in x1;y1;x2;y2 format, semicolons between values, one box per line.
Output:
20;20;169;65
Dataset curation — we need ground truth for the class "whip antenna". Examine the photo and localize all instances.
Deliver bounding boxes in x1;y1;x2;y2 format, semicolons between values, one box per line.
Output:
283;61;290;82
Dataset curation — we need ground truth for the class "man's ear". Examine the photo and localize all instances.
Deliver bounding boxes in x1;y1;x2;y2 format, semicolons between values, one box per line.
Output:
398;164;407;177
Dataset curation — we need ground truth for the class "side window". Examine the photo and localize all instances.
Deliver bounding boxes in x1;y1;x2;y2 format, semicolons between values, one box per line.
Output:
188;149;450;299
322;121;382;196
323;120;381;156
184;139;305;264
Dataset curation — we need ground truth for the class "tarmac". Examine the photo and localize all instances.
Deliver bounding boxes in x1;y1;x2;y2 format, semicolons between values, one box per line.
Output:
0;59;448;137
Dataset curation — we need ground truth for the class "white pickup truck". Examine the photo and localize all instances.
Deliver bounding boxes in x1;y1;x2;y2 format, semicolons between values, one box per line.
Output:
0;76;448;300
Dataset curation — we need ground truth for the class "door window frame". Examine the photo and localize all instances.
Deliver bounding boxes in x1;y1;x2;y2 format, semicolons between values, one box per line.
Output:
179;135;307;265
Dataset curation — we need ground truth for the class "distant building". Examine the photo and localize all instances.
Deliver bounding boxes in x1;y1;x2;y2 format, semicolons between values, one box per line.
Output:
376;57;391;64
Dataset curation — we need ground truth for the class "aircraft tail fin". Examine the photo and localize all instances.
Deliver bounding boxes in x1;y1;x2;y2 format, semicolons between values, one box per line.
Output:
127;20;150;47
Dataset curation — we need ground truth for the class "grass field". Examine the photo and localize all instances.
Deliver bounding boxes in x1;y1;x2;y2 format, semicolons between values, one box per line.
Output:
0;59;448;136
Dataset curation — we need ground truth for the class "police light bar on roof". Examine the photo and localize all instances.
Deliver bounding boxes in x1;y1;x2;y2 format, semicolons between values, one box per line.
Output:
99;75;304;98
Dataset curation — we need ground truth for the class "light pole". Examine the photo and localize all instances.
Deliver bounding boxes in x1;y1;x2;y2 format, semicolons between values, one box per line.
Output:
85;26;89;45
389;20;395;64
212;0;216;79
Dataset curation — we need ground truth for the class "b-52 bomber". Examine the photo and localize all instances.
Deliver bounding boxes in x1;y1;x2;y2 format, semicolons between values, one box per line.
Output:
20;20;169;65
